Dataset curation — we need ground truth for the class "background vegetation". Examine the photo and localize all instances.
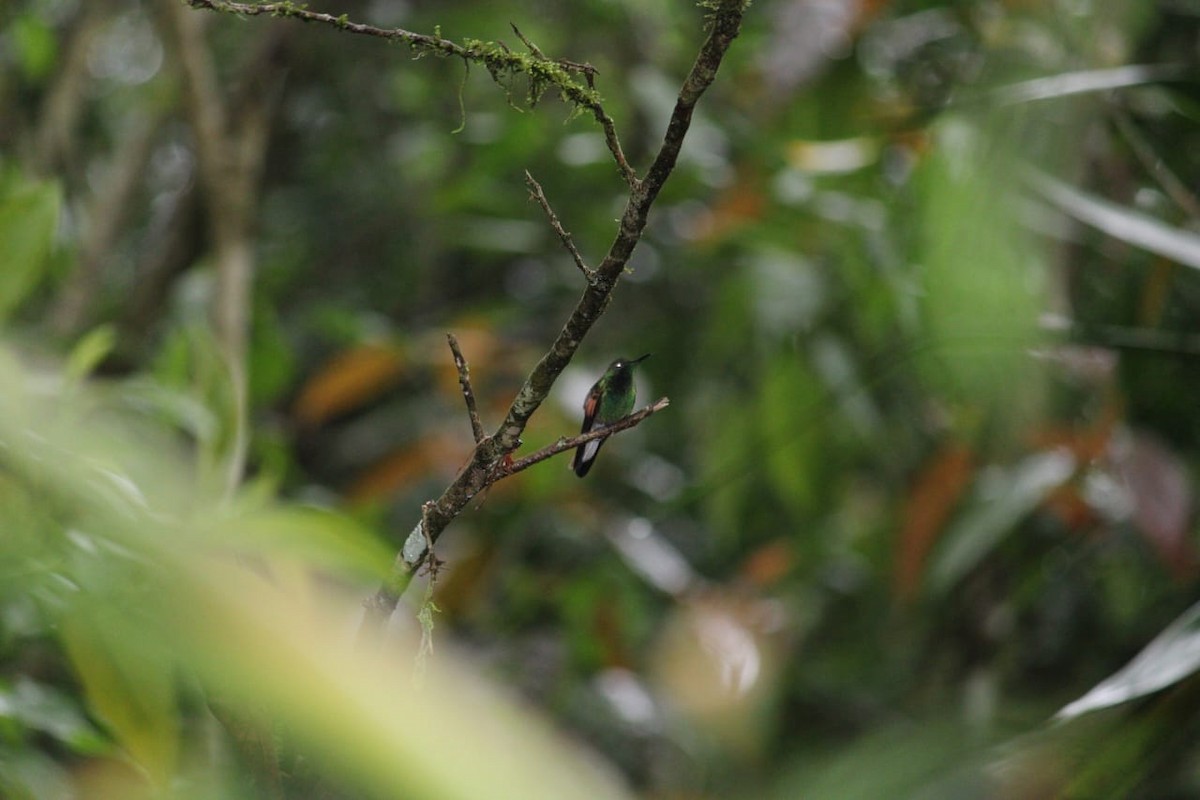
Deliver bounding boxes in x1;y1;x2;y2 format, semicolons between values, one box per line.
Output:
4;0;1200;797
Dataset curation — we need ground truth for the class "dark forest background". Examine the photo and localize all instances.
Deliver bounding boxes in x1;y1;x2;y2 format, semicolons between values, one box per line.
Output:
4;1;1200;797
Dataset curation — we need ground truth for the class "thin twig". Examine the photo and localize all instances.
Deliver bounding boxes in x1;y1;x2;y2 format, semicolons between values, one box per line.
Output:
446;333;486;443
510;23;545;59
501;397;670;476
525;171;595;282
1111;105;1200;221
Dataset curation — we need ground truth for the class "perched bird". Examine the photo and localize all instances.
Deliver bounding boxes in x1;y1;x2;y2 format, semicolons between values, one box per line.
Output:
573;354;650;478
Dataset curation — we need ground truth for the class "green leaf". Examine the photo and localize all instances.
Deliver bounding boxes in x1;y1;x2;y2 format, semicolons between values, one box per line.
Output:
11;14;59;81
65;325;117;383
0;177;61;322
59;607;178;783
915;116;1045;417
211;506;392;581
771;720;989;800
0;677;109;754
761;356;823;517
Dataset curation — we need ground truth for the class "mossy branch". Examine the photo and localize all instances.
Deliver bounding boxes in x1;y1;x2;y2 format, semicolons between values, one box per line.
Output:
183;0;636;185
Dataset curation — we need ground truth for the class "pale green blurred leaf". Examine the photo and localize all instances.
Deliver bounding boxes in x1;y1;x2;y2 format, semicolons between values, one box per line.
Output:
0;341;633;799
11;14;58;81
769;721;988;800
59;607;179;783
761;357;822;517
0;677;108;754
65;325;117;383
0;747;73;800
0;176;60;322
213;506;392;582
916;116;1044;415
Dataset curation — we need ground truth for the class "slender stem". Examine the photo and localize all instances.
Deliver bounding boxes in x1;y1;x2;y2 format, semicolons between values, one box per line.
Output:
1111;105;1200;221
447;334;486;444
525;171;595;282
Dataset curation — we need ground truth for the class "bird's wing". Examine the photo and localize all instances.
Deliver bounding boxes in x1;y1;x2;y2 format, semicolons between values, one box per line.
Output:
581;384;601;432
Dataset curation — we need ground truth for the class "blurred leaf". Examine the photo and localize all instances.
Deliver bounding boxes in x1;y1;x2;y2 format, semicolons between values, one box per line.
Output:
738;538;795;588
1057;600;1200;720
1116;431;1195;577
761;356;823;517
992;64;1185;105
1030;170;1200;271
0;176;60;322
0;677;108;754
769;721;989;800
684;171;767;244
893;443;974;603
345;431;465;504
929;450;1075;595
249;303;297;406
0;747;74;800
149;325;244;494
11;14;58;81
59;608;179;785
212;505;392;582
0;342;633;798
786;137;880;174
293;343;406;427
65;325;117;383
916;116;1044;416
651;593;783;760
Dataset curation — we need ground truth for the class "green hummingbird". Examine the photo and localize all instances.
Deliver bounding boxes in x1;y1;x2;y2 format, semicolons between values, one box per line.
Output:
573;354;650;477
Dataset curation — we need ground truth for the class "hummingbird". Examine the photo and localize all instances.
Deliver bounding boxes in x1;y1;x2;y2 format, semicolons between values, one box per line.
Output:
573;354;650;478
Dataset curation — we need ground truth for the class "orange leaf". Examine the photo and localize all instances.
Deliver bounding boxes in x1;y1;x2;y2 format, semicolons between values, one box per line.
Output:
292;344;405;427
738;539;795;588
683;171;765;244
893;444;975;604
344;433;463;504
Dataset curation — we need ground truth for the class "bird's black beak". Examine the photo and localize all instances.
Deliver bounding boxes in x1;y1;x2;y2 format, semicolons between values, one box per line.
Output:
631;353;651;364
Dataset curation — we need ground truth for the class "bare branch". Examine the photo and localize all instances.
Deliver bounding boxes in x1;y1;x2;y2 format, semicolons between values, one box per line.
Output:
525;171;595;282
1111;105;1200;221
501;397;670;477
446;333;486;444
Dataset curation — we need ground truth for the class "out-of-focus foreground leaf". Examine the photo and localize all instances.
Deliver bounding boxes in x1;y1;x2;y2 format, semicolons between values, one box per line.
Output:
0;174;60;322
0;345;630;800
1058;600;1200;721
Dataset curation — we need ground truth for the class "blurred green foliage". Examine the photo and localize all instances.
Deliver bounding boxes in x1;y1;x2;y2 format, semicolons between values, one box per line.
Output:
3;0;1200;797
